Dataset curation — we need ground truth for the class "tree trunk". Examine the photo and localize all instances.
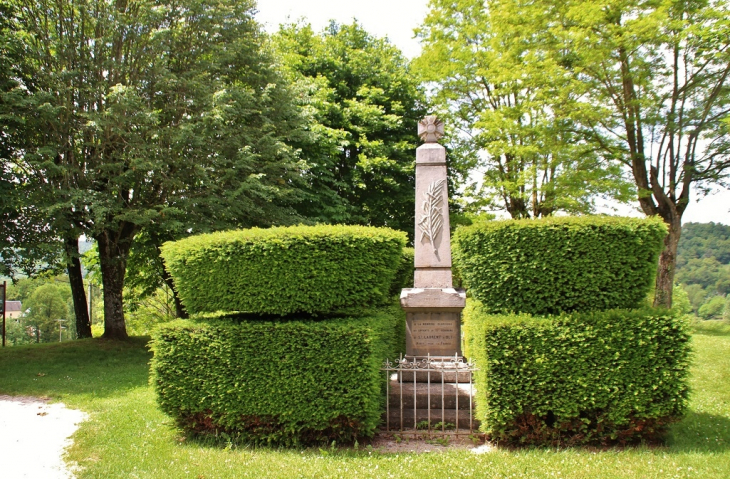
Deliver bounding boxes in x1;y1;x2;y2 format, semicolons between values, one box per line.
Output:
64;236;92;338
95;225;137;340
161;263;188;319
653;216;681;309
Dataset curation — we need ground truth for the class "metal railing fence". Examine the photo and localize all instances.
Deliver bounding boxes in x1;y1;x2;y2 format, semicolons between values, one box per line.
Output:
381;354;479;437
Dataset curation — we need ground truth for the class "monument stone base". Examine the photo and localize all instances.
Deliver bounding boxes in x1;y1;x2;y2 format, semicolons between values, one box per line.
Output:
400;287;466;358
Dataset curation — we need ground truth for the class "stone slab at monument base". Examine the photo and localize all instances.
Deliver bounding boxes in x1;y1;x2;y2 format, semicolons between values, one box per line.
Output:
400;287;466;358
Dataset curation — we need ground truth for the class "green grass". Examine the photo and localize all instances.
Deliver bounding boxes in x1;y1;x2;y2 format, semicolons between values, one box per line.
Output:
0;326;728;479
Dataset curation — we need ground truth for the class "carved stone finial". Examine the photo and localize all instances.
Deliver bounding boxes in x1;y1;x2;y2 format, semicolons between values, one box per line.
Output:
418;115;445;143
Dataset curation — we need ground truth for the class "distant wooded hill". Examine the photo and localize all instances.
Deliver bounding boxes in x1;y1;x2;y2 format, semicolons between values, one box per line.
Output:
676;222;730;317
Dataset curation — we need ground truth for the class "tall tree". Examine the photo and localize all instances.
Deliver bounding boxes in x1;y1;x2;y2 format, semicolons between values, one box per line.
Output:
0;2;64;282
3;0;304;339
418;0;730;307
274;22;429;238
539;0;730;307
414;0;633;219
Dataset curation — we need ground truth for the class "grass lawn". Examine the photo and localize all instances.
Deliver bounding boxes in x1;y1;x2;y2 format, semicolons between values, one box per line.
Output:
1;322;728;479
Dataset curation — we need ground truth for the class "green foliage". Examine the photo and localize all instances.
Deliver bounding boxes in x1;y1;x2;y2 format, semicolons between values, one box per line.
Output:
676;223;730;314
2;0;306;338
699;296;726;320
24;283;68;342
389;247;414;296
161;225;406;316
3;318;33;346
150;307;404;446
644;283;693;316
669;283;693;316
678;223;730;266
453;216;667;314
125;285;178;336
545;0;730;306
413;0;633;218
273;22;428;238
417;0;730;307
463;300;692;446
4;276;77;343
677;257;730;292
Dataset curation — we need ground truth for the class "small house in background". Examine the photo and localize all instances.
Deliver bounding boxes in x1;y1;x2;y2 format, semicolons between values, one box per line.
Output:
5;301;23;319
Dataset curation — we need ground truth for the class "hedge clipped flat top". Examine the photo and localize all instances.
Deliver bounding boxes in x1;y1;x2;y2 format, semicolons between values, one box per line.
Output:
462;300;691;446
150;308;403;445
453;216;667;314
160;225;406;316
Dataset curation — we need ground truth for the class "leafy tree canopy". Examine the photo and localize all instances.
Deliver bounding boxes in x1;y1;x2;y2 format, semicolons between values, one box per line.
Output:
2;0;306;338
415;0;730;308
414;0;634;219
273;21;429;239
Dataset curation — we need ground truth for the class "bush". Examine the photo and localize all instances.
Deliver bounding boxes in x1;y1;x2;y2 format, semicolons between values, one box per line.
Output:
150;306;404;446
389;247;414;296
698;295;726;320
453;216;667;314
463;300;691;446
160;225;406;316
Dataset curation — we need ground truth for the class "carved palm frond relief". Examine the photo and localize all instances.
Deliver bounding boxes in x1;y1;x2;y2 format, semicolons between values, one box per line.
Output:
418;179;445;253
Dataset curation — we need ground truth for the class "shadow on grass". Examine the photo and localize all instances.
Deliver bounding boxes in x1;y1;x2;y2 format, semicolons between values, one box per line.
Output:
0;336;152;400
180;434;383;458
668;411;730;452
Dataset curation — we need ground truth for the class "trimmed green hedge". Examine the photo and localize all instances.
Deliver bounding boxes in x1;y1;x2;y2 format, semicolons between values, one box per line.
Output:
389;247;414;296
150;307;404;446
453;216;667;314
463;300;691;446
160;225;407;316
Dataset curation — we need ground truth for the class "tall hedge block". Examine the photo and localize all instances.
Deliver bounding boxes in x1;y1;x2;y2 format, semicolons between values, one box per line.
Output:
150;307;404;446
453;216;667;314
160;225;407;316
389;247;414;296
463;300;691;446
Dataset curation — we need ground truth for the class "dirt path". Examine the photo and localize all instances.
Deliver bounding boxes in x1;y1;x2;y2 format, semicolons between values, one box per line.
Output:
0;395;86;479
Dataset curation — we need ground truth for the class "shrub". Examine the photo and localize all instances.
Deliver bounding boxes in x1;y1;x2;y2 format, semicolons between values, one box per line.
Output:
463;300;691;446
698;295;726;320
160;225;406;316
389;247;414;296
453;216;667;314
150;306;404;446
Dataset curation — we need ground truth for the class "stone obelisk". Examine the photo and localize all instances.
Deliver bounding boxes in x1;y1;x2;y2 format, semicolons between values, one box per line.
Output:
401;116;466;358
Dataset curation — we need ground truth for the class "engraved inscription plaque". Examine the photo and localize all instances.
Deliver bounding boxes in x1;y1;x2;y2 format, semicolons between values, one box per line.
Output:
406;312;461;357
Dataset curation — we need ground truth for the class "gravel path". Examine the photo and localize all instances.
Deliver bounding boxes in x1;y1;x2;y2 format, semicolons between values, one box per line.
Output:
0;396;86;479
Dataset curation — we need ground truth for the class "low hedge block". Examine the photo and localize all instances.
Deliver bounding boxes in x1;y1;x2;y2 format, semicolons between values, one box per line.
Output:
453;216;667;314
160;225;407;316
463;300;691;446
150;307;404;446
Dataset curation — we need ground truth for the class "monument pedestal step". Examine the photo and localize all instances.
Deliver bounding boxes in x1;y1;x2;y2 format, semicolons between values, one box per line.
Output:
388;380;475;409
383;408;479;430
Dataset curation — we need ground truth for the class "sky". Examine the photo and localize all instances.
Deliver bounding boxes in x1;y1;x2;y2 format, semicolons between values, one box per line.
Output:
254;0;730;225
254;0;427;59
